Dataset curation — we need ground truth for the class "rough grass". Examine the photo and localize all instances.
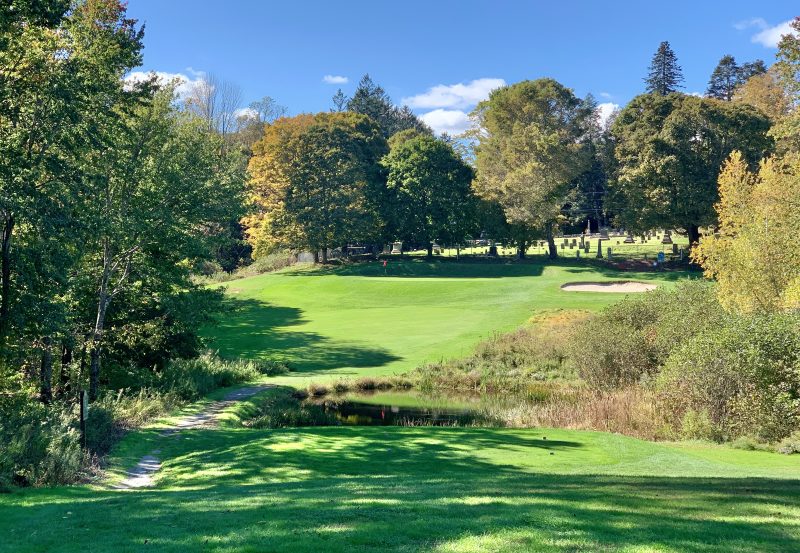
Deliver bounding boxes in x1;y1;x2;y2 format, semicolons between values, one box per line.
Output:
2;425;799;552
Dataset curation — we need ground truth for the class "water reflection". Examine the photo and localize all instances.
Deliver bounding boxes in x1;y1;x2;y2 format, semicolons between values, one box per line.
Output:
305;390;501;427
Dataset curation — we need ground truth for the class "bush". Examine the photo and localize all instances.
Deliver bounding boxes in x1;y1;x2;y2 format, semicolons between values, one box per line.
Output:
777;431;800;455
656;313;800;442
242;389;336;428
0;396;83;487
196;251;299;283
570;280;724;388
158;352;288;400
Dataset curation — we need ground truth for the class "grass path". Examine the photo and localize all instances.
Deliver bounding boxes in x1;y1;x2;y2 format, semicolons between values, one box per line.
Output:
113;385;273;489
205;259;687;386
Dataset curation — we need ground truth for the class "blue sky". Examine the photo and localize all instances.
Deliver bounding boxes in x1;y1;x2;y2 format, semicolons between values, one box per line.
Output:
126;1;797;134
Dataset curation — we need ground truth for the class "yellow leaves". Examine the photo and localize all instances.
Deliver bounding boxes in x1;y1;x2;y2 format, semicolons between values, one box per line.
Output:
695;152;800;313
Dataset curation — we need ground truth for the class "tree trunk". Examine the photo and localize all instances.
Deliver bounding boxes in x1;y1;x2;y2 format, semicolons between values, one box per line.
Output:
321;247;328;264
687;224;700;250
313;250;319;263
89;246;111;402
516;239;526;259
0;214;14;340
546;226;558;260
39;336;53;404
427;243;433;258
58;344;73;397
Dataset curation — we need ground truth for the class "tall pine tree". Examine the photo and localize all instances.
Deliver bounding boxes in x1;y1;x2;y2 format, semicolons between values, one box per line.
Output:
346;74;430;138
707;55;767;100
644;41;684;95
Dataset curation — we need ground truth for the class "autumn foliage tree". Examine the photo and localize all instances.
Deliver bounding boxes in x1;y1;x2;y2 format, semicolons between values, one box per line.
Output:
244;113;388;261
693;152;800;313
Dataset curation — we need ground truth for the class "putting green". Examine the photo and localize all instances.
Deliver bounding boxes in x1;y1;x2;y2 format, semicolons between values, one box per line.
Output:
205;259;687;385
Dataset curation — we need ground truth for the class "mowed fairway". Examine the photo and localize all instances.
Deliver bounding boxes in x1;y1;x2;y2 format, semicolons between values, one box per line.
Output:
3;426;800;552
206;259;685;384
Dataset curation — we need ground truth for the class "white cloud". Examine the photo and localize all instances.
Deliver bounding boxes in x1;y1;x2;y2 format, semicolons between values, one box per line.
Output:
124;70;203;99
597;102;619;129
402;78;506;110
752;19;797;48
418;109;472;135
736;18;798;48
234;107;258;119
323;75;348;84
599;92;613;99
733;17;767;31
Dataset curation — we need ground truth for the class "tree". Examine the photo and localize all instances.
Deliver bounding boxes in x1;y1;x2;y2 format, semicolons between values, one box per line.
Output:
706;55;740;100
347;74;430;138
740;59;767;81
331;89;348;112
645;41;684;95
693;152;800;312
381;132;476;256
707;56;767;101
184;73;243;139
733;67;791;121
82;86;246;400
773;17;800;153
244;113;388;261
471;79;596;258
609;93;772;248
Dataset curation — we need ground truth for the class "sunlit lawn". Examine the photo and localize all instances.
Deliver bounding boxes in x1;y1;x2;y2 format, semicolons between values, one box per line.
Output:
2;425;799;552
205;258;688;386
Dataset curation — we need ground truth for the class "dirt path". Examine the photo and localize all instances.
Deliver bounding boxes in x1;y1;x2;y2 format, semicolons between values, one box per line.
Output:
113;385;271;490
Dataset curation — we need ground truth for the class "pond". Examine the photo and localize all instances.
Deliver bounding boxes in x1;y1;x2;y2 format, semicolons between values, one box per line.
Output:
304;390;509;427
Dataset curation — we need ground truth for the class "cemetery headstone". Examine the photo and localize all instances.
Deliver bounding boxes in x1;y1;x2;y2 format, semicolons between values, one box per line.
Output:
596;238;603;258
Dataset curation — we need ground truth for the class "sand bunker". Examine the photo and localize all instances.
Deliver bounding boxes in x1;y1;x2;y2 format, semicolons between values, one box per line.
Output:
560;281;657;293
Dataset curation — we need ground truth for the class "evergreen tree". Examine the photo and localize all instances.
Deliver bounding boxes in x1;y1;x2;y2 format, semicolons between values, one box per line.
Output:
740;59;767;82
347;74;430;137
644;41;684;95
331;88;348;112
707;55;740;100
707;56;767;101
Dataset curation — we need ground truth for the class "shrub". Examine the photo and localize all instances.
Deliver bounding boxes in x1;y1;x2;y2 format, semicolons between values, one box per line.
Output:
307;383;329;397
680;409;716;441
777;431;800;455
158;352;288;400
656;313;800;442
570;280;724;388
241;389;336;428
0;396;83;487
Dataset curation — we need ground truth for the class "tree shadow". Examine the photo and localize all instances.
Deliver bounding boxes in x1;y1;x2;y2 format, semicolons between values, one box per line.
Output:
206;298;401;375
285;258;547;279
3;427;799;552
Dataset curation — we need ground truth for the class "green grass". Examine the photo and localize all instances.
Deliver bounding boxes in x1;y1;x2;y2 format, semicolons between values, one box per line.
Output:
206;259;687;387
9;259;793;553
2;425;799;552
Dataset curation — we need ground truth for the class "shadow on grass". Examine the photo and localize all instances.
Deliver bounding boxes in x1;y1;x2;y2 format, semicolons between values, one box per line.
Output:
207;298;401;375
3;427;798;552
285;257;548;279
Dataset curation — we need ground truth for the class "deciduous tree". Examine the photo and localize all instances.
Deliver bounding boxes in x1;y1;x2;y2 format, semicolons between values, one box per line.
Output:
609;93;772;247
472;79;596;258
693;151;800;312
381;131;476;256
